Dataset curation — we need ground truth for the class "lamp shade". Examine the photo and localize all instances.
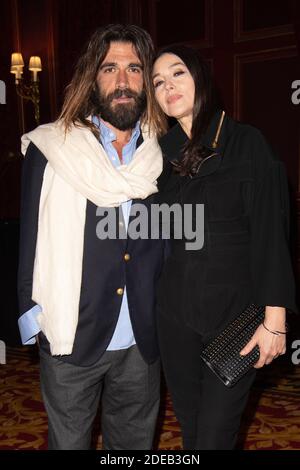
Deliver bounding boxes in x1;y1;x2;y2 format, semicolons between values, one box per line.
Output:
11;52;24;68
29;56;42;71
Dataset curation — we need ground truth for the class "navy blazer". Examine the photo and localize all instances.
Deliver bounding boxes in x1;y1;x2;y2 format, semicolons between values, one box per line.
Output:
18;135;165;366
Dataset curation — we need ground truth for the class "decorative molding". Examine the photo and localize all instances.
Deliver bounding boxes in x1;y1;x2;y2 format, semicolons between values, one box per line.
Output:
234;0;294;43
11;0;25;135
235;46;300;269
154;0;213;49
234;46;298;120
46;0;58;120
184;0;213;49
146;0;157;46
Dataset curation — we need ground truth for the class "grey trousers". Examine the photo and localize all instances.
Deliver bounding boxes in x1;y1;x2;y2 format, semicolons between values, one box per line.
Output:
39;345;160;450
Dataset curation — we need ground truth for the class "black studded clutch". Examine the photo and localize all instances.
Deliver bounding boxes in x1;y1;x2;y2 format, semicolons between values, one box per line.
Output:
200;304;265;387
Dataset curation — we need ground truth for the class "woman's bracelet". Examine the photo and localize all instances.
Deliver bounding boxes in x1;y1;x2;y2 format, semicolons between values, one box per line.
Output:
262;322;288;336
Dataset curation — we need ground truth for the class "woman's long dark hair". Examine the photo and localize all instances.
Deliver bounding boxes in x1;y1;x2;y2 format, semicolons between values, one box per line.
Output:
155;45;219;176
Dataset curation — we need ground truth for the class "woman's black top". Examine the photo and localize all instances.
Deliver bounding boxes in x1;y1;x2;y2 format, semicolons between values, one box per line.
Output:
156;110;298;339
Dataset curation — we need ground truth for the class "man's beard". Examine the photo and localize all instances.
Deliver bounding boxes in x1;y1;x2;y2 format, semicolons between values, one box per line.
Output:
94;87;147;131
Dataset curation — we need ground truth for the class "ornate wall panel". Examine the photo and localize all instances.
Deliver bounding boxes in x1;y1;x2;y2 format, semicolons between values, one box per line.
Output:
234;46;299;193
154;0;212;48
234;0;294;42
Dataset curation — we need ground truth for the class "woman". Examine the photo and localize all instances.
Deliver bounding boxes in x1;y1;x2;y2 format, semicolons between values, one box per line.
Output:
152;45;298;449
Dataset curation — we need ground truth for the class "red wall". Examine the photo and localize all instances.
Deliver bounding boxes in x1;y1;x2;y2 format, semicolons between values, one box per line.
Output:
0;0;299;275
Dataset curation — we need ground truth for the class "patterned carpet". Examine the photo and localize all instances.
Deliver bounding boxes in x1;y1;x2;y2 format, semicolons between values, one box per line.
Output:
0;346;299;450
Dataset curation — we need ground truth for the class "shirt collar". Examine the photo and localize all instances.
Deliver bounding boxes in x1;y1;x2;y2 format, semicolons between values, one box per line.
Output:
92;115;141;145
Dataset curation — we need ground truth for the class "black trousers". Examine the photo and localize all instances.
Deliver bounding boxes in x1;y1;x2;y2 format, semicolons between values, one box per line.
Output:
157;310;256;450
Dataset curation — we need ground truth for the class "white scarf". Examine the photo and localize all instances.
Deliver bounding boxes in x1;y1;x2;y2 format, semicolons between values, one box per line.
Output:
21;120;162;355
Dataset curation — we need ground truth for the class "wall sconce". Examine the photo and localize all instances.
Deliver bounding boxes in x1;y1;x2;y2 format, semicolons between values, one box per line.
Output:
10;52;42;125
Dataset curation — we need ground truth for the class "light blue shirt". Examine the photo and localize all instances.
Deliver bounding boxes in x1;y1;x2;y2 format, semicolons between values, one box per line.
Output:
18;117;141;351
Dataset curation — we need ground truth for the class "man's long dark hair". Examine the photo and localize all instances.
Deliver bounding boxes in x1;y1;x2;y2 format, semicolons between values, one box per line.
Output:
155;45;219;175
59;24;166;136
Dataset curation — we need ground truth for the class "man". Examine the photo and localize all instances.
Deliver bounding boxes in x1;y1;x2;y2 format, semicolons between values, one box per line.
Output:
18;24;164;450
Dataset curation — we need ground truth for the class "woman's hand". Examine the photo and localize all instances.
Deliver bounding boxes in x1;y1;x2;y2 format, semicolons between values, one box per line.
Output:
239;306;286;368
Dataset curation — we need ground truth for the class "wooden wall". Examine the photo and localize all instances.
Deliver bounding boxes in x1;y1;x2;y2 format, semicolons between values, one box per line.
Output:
0;0;299;275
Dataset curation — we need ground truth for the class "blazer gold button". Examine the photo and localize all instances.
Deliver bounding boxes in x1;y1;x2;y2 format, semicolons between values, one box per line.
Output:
124;253;130;261
116;288;124;295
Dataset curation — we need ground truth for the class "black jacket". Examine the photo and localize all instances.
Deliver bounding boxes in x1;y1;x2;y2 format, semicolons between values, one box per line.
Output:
18;135;164;366
156;110;298;339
